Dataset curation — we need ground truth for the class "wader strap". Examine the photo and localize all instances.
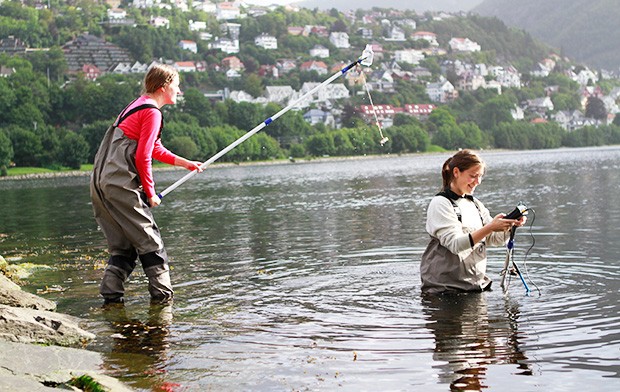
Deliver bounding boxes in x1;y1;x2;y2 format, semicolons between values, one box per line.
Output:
114;103;164;132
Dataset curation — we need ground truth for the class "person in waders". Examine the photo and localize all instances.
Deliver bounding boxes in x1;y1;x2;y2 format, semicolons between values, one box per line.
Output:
91;64;203;305
420;150;526;294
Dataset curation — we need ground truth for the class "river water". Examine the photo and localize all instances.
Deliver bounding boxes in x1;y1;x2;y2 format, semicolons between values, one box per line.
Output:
1;147;619;391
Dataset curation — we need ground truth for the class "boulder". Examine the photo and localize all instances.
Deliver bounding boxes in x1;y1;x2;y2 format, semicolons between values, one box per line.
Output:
0;273;57;311
0;339;134;391
0;304;95;346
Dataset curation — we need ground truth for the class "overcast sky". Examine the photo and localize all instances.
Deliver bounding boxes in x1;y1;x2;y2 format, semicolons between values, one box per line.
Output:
243;0;483;12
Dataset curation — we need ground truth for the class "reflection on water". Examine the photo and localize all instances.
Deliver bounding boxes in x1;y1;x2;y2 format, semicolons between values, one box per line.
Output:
1;147;620;391
422;293;530;391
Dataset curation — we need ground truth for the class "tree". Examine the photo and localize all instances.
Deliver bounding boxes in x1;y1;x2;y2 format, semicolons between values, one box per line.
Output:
0;130;13;175
58;132;89;169
167;136;199;160
476;95;515;131
8;127;42;167
585;96;607;120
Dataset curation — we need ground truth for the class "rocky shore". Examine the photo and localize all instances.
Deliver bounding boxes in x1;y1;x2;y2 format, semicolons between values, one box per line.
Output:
0;255;134;391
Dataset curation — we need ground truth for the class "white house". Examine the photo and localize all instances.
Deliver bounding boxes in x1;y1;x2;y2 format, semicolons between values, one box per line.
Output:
394;49;425;65
426;79;458;103
111;62;131;74
329;32;350;49
216;2;240;20
300;82;350;103
255;33;278;50
303;109;335;127
189;20;207;32
229;90;255;103
179;40;198;53
265;86;295;104
309;44;329;58
527;96;554;113
572;67;598;86
412;31;438;46
449;37;481;52
193;1;217;13
107;8;127;20
149;16;170;29
490;66;522;88
175;61;197;72
209;38;239;53
385;26;406;41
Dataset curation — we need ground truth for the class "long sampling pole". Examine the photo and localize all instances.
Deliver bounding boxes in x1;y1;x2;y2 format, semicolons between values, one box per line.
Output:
158;45;375;200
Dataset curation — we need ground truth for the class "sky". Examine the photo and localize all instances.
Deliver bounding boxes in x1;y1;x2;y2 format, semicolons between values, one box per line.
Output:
242;0;484;12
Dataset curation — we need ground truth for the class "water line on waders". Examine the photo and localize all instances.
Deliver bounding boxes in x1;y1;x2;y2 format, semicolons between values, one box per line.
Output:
157;44;376;200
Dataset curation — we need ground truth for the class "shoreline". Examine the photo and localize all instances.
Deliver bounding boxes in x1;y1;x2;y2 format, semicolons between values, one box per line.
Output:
0;152;436;181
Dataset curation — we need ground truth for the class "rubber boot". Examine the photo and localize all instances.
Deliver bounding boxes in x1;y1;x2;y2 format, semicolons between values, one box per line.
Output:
140;250;174;304
100;254;136;305
145;265;174;304
100;265;130;304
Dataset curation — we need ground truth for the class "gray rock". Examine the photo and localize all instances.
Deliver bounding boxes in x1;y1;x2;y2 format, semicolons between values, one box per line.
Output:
0;304;95;347
0;340;133;391
0;273;57;311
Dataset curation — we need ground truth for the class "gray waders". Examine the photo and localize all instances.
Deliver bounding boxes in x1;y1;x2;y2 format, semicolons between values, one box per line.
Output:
90;104;173;304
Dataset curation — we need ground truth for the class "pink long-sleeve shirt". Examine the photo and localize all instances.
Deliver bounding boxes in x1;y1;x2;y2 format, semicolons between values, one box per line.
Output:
117;96;177;198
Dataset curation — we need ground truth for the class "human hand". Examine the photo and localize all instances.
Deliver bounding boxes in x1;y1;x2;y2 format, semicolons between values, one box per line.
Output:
149;194;161;208
490;213;519;232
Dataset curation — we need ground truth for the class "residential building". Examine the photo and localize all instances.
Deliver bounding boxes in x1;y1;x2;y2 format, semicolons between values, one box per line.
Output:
222;56;244;71
62;33;132;74
149;16;170;28
81;64;101;81
189;20;207;32
0;36;27;55
276;59;297;74
309;45;329;59
394;49;424;65
216;2;240;20
300;60;328;75
175;61;197;72
426;79;458;103
265;86;295;104
255;33;278;50
404;104;436;119
412;31;438;46
449;37;481;52
329;32;350;49
179;40;198;53
303;109;335;127
209;38;239;53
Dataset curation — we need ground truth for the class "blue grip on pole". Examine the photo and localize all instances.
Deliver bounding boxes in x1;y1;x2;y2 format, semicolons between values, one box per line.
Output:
264;118;273;125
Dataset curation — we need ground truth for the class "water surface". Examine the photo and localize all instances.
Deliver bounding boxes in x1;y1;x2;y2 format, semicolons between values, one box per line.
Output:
1;147;619;391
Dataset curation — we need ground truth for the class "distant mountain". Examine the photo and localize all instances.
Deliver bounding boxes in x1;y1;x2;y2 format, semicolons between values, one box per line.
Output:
295;0;483;12
473;0;620;70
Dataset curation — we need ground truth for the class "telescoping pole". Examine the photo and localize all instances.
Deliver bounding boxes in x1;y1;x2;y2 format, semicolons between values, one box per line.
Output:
158;45;375;199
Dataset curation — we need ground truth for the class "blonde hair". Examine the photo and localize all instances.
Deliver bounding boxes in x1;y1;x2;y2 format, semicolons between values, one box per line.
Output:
441;149;485;190
143;63;178;94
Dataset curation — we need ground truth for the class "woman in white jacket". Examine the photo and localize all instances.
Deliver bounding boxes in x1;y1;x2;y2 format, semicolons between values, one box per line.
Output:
421;150;526;293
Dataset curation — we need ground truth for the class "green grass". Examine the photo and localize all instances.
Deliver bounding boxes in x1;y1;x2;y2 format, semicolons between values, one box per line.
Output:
5;165;92;177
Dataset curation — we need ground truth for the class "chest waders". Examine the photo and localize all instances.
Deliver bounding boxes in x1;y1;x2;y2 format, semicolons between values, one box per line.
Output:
90;103;173;304
421;191;491;293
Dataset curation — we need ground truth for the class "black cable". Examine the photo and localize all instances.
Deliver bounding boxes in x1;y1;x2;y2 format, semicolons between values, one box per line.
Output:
518;209;541;295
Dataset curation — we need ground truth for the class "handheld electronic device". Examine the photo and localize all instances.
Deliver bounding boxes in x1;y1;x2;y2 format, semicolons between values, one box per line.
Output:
505;203;528;220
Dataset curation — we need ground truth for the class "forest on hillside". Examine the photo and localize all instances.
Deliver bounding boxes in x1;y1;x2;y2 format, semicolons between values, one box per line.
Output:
1;0;620;175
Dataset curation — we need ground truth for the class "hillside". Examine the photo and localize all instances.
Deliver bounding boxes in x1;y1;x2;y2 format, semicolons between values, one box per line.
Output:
473;0;620;70
296;0;482;12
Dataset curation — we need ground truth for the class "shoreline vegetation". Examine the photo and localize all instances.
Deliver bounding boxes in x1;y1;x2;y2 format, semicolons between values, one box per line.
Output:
0;151;446;181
